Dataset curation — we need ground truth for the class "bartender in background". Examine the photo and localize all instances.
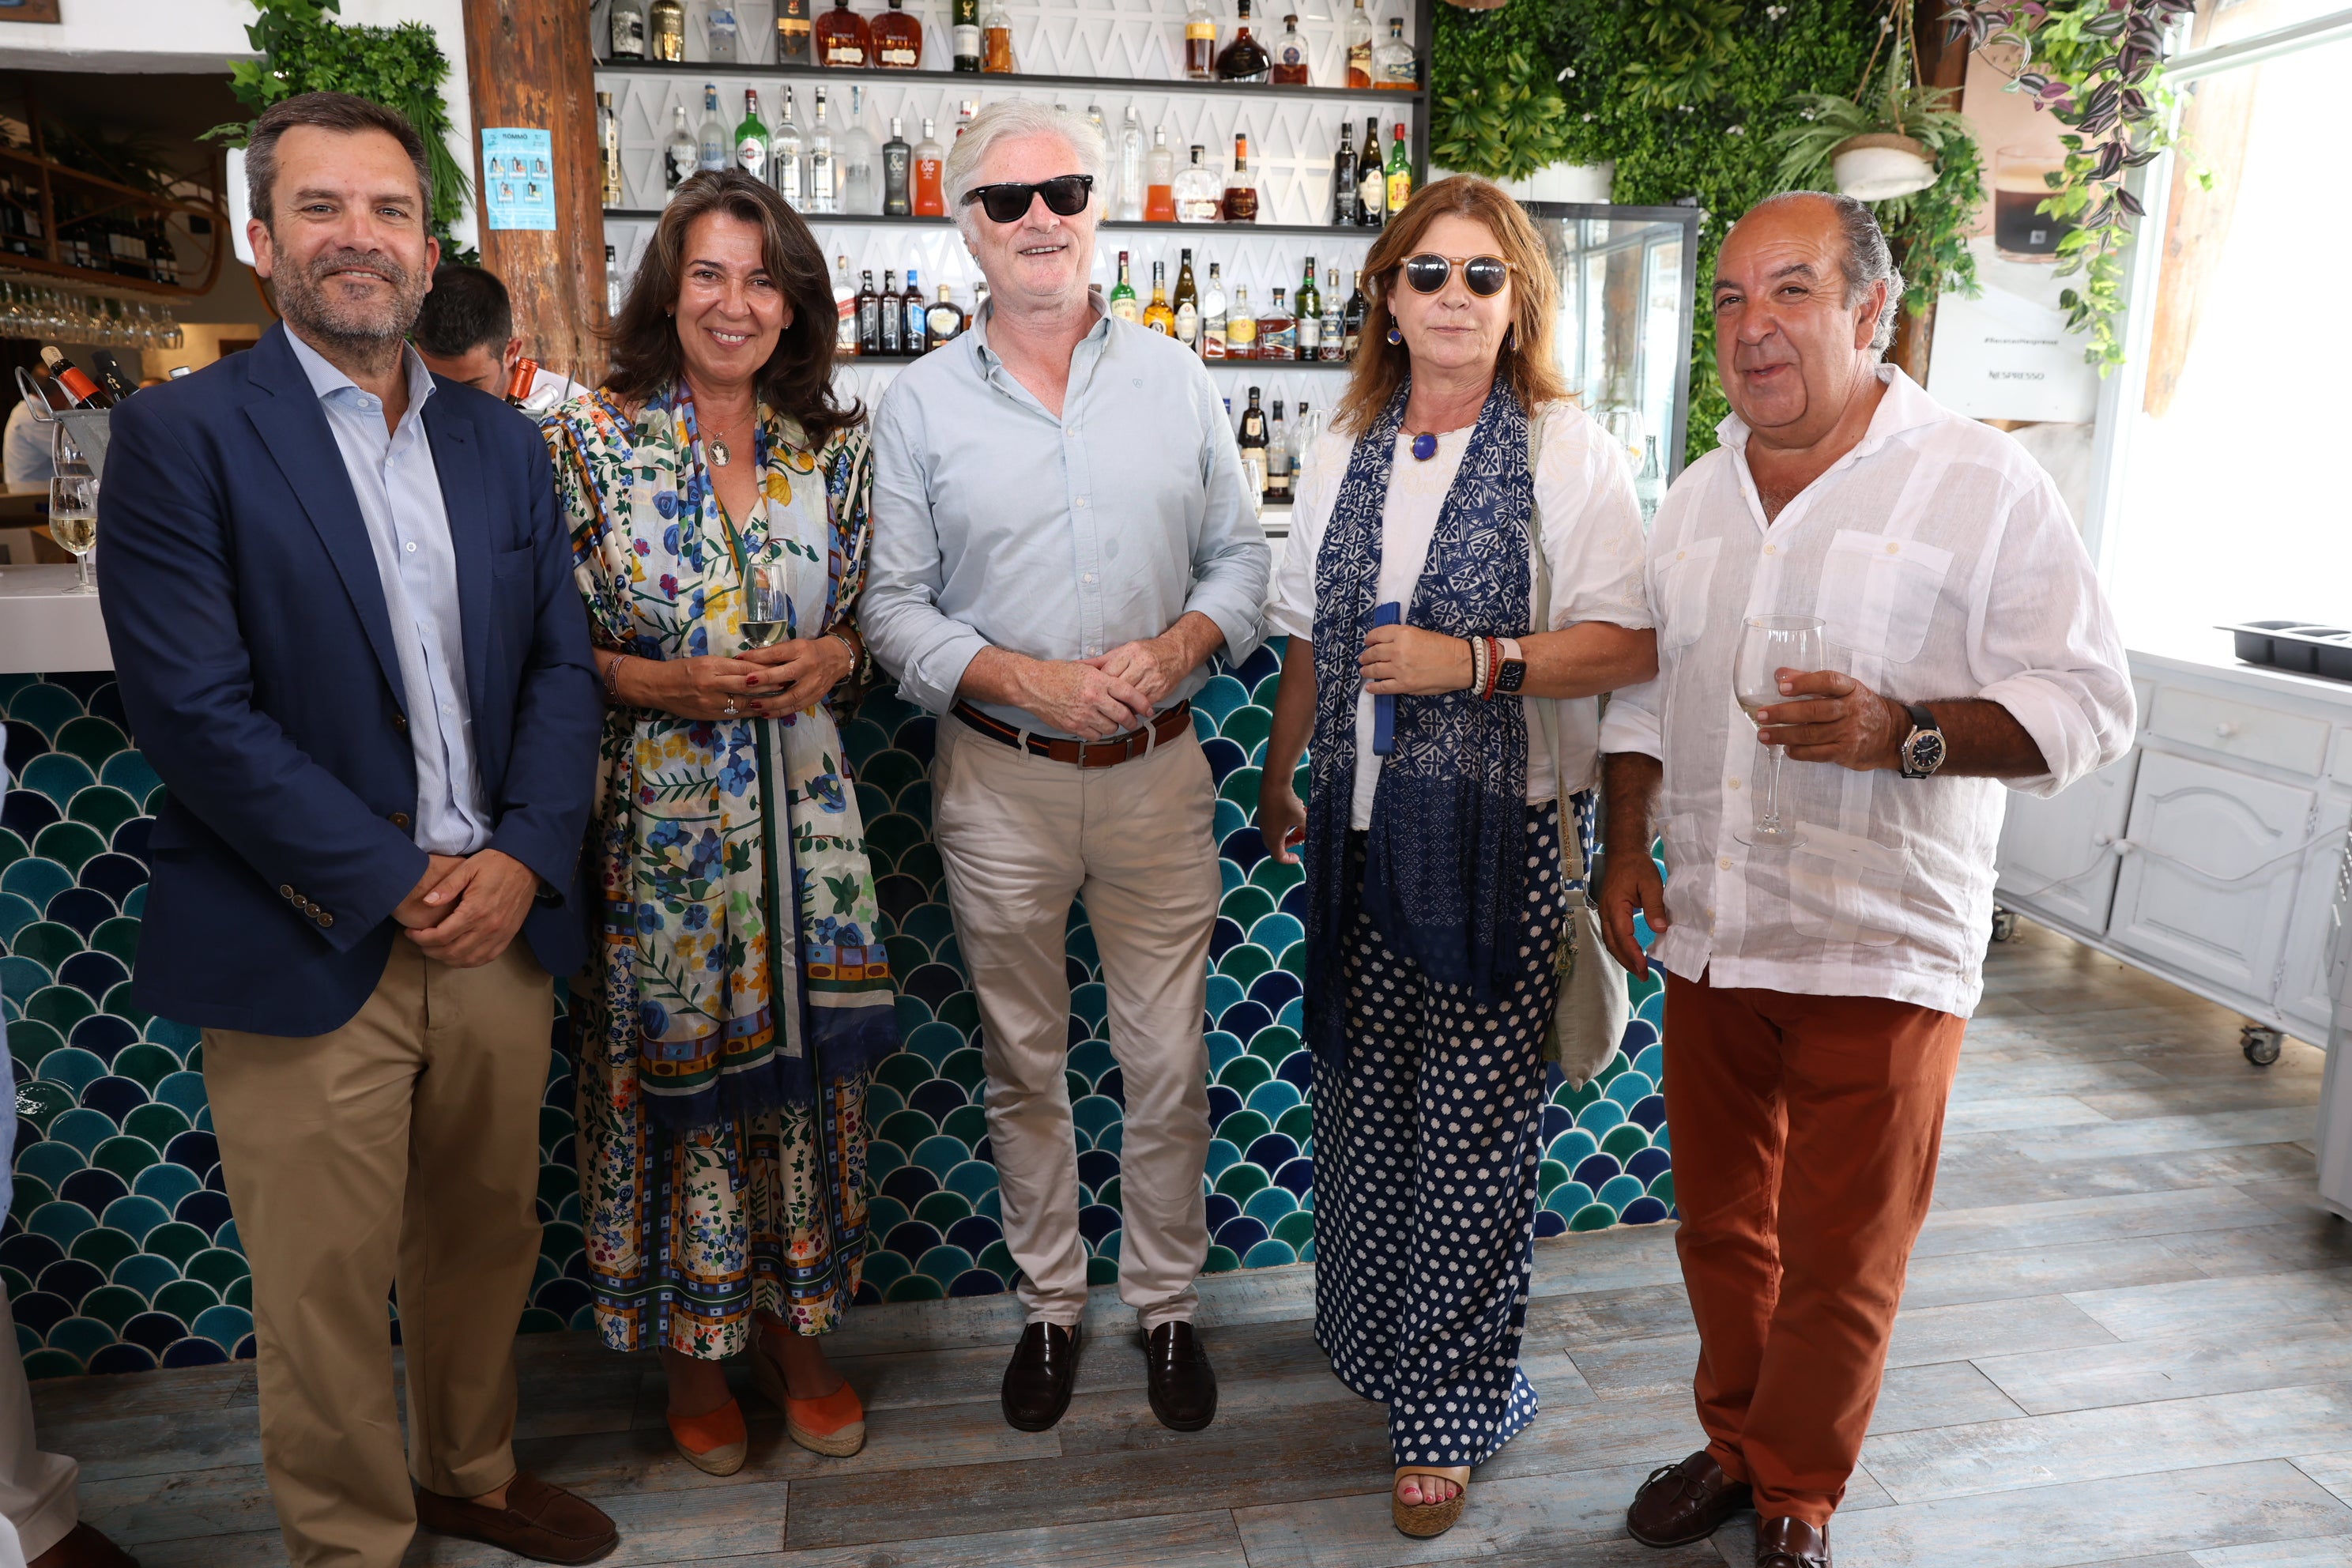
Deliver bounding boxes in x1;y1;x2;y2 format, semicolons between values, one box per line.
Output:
411;262;586;412
3;382;54;486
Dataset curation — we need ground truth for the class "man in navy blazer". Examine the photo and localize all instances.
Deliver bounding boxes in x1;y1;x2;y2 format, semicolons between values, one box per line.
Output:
97;94;615;1568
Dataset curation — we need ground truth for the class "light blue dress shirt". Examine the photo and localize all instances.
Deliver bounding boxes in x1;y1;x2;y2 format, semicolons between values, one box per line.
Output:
862;298;1271;737
285;330;490;855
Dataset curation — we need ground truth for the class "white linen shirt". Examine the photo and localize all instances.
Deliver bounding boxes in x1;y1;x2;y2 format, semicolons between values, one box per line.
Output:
1596;367;2132;1018
1268;399;1652;829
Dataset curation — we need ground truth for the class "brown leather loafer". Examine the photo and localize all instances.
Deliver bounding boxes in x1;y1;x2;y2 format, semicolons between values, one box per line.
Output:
1626;1449;1752;1547
1144;1321;1217;1431
1001;1321;1082;1432
413;1472;618;1564
1757;1516;1830;1567
28;1522;139;1567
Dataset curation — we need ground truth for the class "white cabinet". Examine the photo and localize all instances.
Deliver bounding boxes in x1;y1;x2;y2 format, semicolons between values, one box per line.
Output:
1996;644;2352;1048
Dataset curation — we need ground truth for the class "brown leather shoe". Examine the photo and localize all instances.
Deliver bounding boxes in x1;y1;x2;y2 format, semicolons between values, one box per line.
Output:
1144;1321;1217;1432
413;1472;618;1564
28;1523;139;1567
1757;1516;1830;1567
1001;1321;1081;1432
1626;1449;1752;1547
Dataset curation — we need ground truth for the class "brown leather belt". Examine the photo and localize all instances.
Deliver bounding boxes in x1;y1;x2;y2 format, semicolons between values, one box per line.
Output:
952;699;1192;768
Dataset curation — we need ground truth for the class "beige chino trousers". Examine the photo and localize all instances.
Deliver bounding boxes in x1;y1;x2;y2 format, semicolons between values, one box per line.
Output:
932;715;1221;1330
204;939;551;1568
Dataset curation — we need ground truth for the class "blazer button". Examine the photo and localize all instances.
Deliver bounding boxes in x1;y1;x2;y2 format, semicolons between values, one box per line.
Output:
390;812;412;831
280;884;295;899
318;912;334;929
393;713;409;733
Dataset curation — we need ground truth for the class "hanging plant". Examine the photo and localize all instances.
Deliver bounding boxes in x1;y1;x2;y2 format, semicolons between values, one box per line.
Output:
1430;40;1574;179
1942;0;2199;371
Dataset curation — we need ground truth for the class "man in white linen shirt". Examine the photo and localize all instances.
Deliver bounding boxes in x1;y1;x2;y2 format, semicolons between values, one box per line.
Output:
1600;193;2132;1568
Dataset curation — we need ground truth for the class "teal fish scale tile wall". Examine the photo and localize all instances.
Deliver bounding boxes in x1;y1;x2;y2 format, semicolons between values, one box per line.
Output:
0;647;1666;1373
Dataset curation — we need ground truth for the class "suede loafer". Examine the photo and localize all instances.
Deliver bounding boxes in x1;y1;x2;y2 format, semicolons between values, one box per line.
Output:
413;1472;618;1565
1626;1449;1752;1547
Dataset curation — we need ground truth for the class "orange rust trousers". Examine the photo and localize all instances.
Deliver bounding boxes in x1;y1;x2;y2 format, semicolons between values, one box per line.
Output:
1663;971;1966;1528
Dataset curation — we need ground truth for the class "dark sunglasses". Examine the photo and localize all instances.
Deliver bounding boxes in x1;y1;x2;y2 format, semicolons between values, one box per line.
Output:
1400;253;1514;297
961;175;1095;224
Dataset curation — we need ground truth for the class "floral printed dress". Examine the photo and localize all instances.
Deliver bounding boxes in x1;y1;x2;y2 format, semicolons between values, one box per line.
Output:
542;383;899;1357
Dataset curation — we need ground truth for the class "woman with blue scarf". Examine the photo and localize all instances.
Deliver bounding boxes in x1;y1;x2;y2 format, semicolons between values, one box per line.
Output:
1260;177;1658;1539
542;172;899;1478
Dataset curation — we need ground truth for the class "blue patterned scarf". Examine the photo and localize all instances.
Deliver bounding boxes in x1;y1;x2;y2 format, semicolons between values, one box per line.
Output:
1303;379;1536;1060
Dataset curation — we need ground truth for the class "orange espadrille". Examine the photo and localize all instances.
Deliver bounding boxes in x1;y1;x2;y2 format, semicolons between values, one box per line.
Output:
752;1338;867;1457
665;1397;748;1476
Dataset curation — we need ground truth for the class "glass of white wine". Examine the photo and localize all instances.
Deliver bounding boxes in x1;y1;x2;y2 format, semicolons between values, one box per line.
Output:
50;470;97;594
741;560;792;650
1734;613;1824;848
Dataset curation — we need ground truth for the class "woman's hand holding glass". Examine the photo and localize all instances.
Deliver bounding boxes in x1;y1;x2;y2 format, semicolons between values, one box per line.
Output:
737;632;855;713
1359;624;1476;695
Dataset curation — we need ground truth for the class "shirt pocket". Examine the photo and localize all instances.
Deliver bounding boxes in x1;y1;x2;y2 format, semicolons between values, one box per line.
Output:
1816;530;1954;665
1785;820;1909;948
1653;536;1723;651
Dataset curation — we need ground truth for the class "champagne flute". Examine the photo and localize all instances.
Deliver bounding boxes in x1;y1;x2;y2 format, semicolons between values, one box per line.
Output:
50;469;98;594
741;560;793;650
1734;613;1824;848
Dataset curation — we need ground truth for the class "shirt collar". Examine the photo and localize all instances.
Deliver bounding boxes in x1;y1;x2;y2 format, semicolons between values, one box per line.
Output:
968;288;1111;371
1714;363;1944;461
284;326;436;424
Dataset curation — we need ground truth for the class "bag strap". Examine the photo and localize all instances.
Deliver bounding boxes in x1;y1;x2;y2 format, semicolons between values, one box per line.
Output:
1524;406;1589;886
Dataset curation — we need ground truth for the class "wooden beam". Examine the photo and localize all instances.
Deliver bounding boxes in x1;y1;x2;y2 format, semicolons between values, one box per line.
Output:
462;0;607;390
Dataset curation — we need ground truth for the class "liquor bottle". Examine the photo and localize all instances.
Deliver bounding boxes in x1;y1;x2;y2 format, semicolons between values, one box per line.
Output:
1117;107;1146;223
1635;435;1664;521
598;92;624;209
816;0;872;66
1385;119;1413;215
1344;0;1374;87
1321;266;1344;360
1216;0;1271;82
1183;0;1217;80
1222;133;1257;223
696;86;729;175
734;90;770;183
1296;399;1321;453
663;104;697;201
857;269;882;356
835;254;860;356
1109;251;1140;323
882;116;913;216
873;0;923;66
926;285;967;350
808;87;838;213
841;85;880;215
1172;249;1200;347
1272;13;1309;84
1144;128;1177;222
913;118;947;215
777;0;813;63
1330;122;1355;227
1144;262;1176;334
880;269;904;355
89;349;140;403
1295;258;1321;359
609;0;648;60
1236;386;1268;502
503;356;541;409
1227;283;1258;359
1355;115;1385;226
650;0;686;60
1173;144;1220;224
956;100;979;138
1259;287;1295;360
953;0;982;70
770;89;806;207
1266;398;1292;503
981;0;1015;71
1374;14;1419;89
1200;261;1228;358
1343;268;1367;358
606;245;624;318
903;270;928;352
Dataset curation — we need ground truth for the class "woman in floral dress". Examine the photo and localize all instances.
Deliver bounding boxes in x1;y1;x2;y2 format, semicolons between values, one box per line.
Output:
541;170;897;1476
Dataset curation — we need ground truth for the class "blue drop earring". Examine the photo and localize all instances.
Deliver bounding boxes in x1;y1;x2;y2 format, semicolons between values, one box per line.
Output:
1386;324;1403;345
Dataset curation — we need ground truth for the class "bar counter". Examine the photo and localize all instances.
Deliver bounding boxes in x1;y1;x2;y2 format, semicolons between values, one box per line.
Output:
0;566;110;675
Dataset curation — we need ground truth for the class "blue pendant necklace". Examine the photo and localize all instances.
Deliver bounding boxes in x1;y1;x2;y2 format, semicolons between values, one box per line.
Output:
1408;430;1438;461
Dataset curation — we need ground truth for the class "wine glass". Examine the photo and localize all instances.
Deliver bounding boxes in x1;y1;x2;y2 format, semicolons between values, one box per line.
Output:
741;560;793;650
50;469;98;594
1734;613;1824;848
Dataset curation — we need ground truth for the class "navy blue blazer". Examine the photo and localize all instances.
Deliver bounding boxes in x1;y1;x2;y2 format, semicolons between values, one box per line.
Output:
97;322;601;1037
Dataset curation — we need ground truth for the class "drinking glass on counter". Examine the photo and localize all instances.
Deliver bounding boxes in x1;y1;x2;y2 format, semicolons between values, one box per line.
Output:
50;469;97;594
1735;613;1823;848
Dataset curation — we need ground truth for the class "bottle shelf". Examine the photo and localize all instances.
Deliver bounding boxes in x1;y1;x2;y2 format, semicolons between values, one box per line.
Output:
837;352;1351;367
594;58;1424;104
605;206;1391;239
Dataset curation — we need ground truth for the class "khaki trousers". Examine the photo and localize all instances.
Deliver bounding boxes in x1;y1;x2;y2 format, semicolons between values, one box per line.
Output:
1663;971;1966;1528
205;939;552;1568
931;715;1220;1330
0;1291;77;1566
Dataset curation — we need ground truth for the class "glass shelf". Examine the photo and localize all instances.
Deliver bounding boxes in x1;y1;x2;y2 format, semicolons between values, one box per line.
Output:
594;59;1423;104
603;207;1392;239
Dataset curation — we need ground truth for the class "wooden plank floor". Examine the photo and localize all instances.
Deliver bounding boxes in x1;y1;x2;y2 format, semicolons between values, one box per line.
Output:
43;918;2352;1566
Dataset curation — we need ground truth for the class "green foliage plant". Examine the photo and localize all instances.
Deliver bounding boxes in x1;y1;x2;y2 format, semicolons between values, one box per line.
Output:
1942;0;2199;371
204;0;472;253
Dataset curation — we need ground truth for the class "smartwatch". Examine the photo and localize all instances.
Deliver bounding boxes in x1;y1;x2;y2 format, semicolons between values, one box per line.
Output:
1494;636;1528;695
1898;702;1947;779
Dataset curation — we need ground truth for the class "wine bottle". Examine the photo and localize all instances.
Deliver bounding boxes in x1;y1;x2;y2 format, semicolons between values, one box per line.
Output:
1355;115;1385;227
953;0;982;70
1172;248;1200;348
1295;258;1321;360
1109;250;1140;323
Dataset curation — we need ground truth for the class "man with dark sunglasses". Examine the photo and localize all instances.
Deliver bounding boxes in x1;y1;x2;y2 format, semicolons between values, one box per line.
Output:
864;100;1268;1439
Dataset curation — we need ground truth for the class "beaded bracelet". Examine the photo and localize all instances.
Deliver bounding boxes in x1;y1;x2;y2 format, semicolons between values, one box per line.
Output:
1483;637;1506;700
602;653;629;703
1466;635;1488;698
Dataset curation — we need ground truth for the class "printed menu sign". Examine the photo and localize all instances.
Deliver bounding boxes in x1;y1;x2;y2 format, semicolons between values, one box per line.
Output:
481;128;557;232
